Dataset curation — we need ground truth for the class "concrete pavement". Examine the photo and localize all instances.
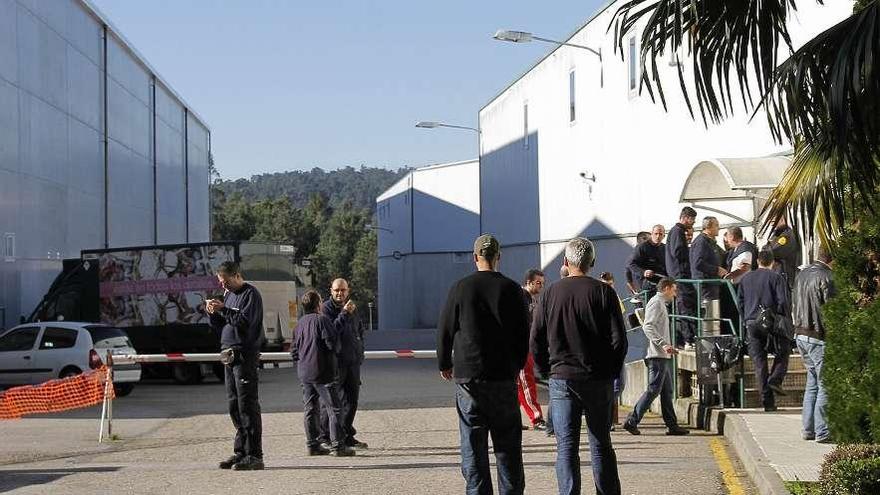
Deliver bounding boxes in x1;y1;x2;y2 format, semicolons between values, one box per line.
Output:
0;360;755;494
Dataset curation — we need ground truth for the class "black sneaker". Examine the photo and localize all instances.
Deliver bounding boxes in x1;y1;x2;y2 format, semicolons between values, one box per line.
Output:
764;405;778;412
308;445;331;456
219;454;243;470
532;420;548;432
332;445;356;457
623;422;641;436
232;456;265;471
666;427;690;436
346;438;368;449
768;383;787;396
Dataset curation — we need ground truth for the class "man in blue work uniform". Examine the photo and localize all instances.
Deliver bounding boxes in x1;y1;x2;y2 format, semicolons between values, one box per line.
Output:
318;278;368;449
665;207;698;346
208;261;265;471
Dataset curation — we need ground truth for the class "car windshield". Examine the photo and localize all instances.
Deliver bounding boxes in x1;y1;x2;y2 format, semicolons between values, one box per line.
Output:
85;326;133;349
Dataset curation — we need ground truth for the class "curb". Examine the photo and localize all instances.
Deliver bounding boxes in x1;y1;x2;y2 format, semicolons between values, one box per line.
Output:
718;411;791;495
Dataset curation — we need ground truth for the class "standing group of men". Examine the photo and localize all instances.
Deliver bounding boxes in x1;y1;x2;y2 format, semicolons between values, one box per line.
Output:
438;235;627;495
206;262;367;470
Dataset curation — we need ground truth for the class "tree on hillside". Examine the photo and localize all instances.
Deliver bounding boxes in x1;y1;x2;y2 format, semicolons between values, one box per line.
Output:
350;230;378;305
312;201;370;295
612;0;879;242
212;191;257;242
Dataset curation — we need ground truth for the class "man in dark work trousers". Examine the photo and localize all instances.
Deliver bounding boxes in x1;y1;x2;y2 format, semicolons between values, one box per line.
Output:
208;261;265;471
665;207;698;347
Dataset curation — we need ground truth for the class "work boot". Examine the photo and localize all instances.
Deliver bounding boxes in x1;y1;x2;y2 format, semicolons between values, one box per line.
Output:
346;438;368;449
332;445;356;457
308;445;331;456
232;456;265;471
219;454;243;470
623;422;641;436
666;427;690;436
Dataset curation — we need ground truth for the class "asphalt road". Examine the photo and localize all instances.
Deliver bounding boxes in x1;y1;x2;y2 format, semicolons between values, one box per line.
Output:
0;359;754;494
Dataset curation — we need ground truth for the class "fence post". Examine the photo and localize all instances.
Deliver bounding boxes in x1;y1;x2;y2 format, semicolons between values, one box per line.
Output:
98;351;114;443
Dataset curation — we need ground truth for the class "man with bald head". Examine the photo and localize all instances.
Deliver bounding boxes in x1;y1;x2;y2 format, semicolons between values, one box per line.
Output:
318;278;367;449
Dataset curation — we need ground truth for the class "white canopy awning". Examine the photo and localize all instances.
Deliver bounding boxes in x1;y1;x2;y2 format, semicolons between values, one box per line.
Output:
680;155;791;203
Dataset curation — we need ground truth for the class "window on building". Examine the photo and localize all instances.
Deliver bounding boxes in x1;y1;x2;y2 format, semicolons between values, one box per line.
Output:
4;233;13;261
523;102;529;149
569;69;576;123
39;328;79;349
628;35;639;96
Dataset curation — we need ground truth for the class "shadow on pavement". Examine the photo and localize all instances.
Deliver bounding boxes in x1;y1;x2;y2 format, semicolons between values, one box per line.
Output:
0;466;121;493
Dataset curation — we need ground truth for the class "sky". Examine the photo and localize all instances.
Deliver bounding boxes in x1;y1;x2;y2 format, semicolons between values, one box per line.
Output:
90;0;607;180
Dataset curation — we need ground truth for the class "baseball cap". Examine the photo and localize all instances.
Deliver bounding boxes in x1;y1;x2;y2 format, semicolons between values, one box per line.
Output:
473;234;500;259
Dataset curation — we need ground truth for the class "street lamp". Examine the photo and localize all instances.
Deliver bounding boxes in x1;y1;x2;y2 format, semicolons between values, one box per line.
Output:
415;120;483;232
493;29;603;86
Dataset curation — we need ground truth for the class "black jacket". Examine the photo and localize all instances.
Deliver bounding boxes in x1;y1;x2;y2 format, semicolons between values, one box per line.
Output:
665;223;691;280
437;271;529;382
792;261;836;340
530;276;628;381
210;283;264;352
628;241;667;289
690;233;722;298
321;299;364;367
737;268;790;323
291;313;338;384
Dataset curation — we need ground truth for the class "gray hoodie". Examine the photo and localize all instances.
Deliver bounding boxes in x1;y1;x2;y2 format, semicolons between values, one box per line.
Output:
643;292;672;359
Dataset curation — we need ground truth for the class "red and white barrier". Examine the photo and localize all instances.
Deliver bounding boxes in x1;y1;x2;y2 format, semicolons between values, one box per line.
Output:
112;350;437;365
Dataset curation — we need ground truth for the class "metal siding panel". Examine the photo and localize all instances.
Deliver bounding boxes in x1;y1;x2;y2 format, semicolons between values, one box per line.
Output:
107;140;151;246
186;115;209;242
0;0;17;85
18;0;68;39
65;188;102;254
0;77;18;173
15;5;67;110
107;35;150;107
155;118;186;243
376;183;412;257
480;132;540;245
66;43;101;131
65;0;102;66
0;169;20;243
412;163;480;252
67;110;103;197
18;91;69;186
18;174;66;259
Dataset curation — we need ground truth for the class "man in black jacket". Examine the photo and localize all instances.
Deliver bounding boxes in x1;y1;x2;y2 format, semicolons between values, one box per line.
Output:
318;278;367;449
666;207;698;346
628;224;667;299
438;234;530;495
738;249;791;411
208;261;265;471
690;216;729;335
532;237;627;495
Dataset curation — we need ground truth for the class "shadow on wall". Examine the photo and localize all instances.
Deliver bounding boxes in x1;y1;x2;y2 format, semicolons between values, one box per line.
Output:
538;219;636;300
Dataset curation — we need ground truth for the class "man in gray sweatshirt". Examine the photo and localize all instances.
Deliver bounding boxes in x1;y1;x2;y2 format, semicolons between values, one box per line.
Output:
623;278;689;436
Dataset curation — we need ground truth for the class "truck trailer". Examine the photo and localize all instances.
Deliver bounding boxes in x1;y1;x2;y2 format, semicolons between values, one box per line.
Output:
28;241;310;383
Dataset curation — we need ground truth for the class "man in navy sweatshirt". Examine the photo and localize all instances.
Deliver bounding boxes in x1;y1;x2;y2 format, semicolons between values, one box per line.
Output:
207;261;265;471
318;278;367;449
291;290;355;457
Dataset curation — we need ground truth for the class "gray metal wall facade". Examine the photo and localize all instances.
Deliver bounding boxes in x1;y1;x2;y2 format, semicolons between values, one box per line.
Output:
0;0;210;329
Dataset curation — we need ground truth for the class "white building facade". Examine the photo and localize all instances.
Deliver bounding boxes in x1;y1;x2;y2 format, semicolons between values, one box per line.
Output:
378;0;852;330
0;0;211;328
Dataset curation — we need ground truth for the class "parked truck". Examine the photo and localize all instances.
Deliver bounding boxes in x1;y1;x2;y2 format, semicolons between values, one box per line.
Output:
28;241;311;383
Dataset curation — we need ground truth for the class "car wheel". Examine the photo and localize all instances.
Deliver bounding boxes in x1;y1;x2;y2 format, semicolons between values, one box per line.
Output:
114;383;135;397
171;363;203;385
59;366;82;379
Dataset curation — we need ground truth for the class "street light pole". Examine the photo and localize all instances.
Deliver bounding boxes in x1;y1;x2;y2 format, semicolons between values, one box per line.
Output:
414;121;483;233
493;29;603;86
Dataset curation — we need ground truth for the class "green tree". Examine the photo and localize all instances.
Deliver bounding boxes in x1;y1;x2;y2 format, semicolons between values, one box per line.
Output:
312;202;369;296
212;192;256;241
350;229;378;305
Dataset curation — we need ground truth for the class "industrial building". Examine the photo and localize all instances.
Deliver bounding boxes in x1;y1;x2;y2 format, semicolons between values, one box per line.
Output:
0;0;211;328
376;0;852;330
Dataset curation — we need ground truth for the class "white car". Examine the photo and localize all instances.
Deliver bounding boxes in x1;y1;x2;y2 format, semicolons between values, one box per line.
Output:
0;322;141;396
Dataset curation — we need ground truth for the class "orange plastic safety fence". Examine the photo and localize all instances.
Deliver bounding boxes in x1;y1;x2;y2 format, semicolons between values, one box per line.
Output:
0;366;115;419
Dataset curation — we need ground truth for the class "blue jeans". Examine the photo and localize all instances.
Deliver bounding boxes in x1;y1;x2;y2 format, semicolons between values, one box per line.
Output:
626;358;678;429
550;378;621;495
797;335;828;440
456;380;524;495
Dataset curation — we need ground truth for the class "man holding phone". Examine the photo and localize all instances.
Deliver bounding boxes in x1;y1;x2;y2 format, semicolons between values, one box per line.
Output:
318;278;367;449
206;261;265;471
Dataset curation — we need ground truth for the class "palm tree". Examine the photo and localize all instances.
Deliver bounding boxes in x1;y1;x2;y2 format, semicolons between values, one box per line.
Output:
610;0;879;242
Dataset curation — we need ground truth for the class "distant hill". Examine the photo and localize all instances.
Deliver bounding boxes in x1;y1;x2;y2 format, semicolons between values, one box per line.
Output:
215;166;408;211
